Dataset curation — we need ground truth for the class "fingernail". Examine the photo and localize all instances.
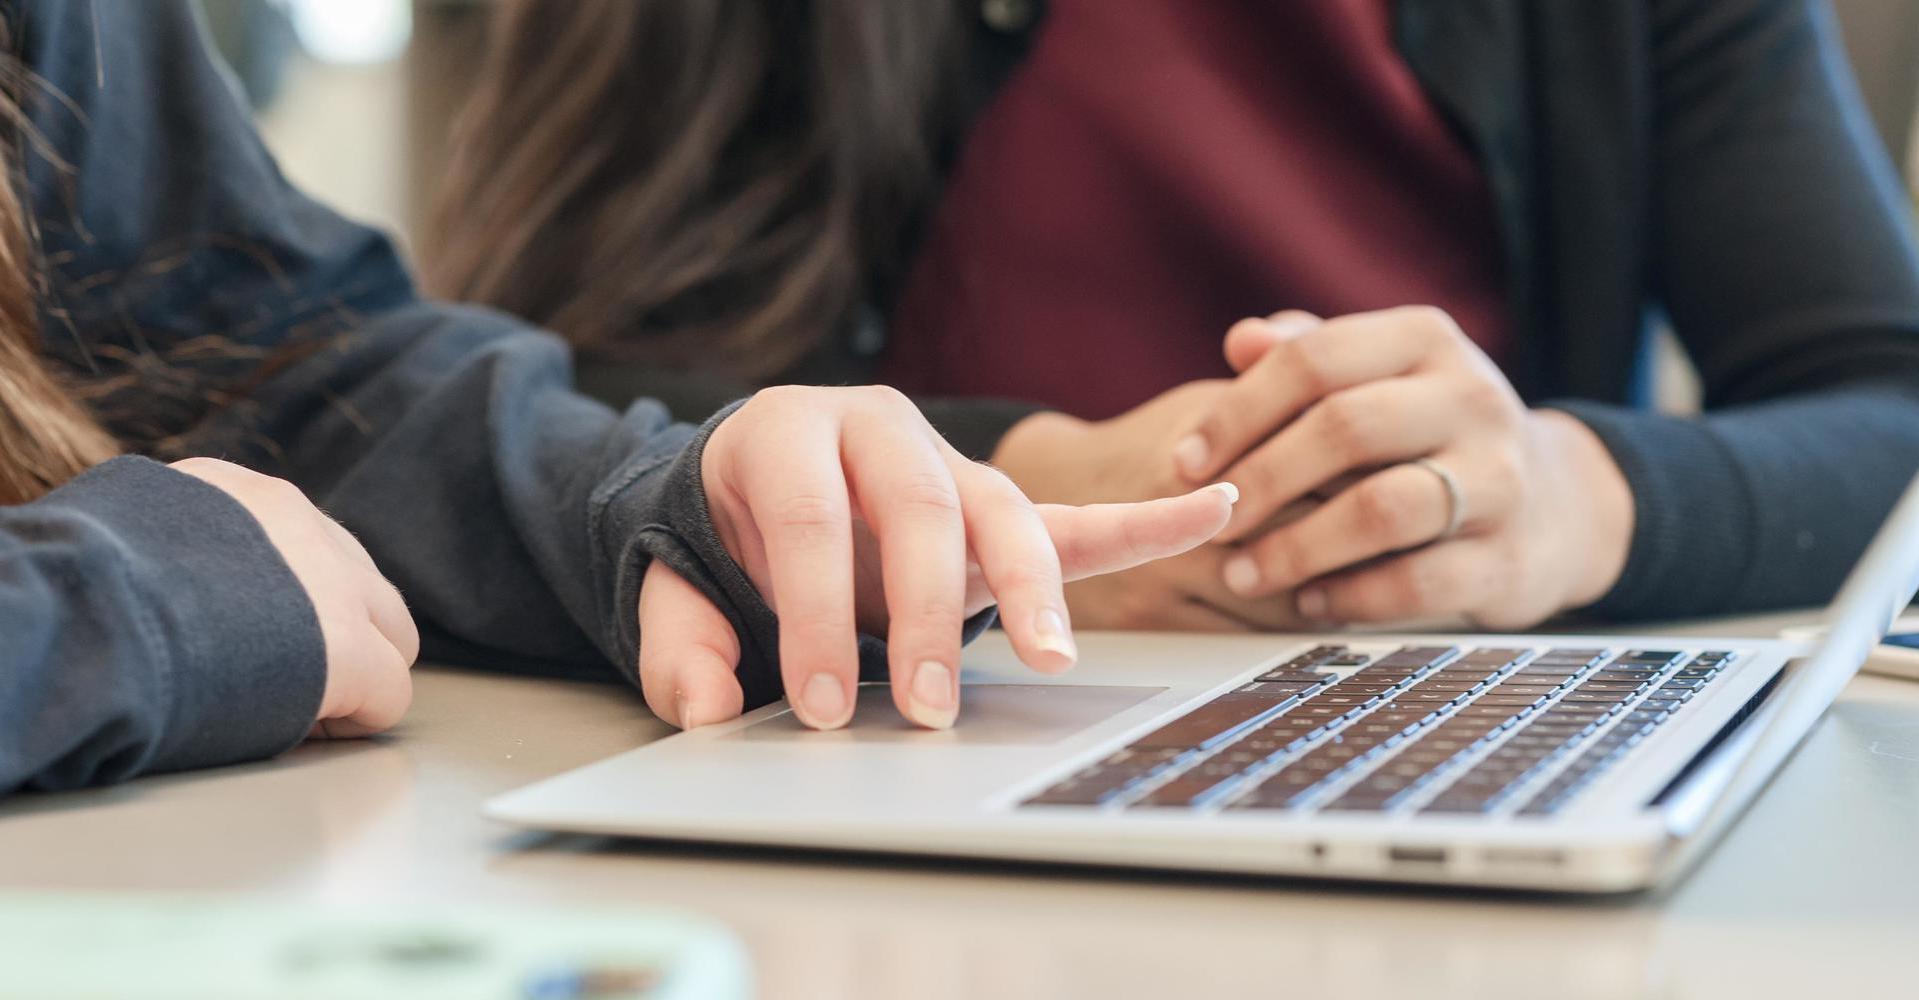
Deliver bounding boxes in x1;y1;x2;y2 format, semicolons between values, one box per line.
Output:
1223;555;1262;596
1034;607;1078;665
673;692;691;729
908;661;957;729
1208;481;1240;505
1267;313;1319;337
679;696;722;730
799;673;849;729
1173;434;1209;480
1297;588;1328;620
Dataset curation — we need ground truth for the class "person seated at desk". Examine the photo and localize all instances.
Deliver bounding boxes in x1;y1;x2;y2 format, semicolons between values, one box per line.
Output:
431;0;1919;635
0;0;1237;796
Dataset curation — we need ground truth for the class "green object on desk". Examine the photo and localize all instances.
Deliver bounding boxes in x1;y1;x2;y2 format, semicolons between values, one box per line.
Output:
0;892;751;1000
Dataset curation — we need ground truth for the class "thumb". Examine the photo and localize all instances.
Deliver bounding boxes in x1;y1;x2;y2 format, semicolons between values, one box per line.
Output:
637;561;746;729
1223;310;1322;373
1038;483;1238;582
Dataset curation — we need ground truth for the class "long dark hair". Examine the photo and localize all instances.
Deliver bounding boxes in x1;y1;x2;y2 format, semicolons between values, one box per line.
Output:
427;0;965;379
0;24;117;505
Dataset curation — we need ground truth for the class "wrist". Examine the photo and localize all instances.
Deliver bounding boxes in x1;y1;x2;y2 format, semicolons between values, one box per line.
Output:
1539;409;1634;609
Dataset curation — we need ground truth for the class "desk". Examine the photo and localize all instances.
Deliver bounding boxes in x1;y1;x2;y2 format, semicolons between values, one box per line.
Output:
3;616;1917;999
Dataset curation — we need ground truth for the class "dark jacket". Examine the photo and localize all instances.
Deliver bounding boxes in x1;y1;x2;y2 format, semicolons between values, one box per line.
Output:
582;0;1919;622
0;0;791;793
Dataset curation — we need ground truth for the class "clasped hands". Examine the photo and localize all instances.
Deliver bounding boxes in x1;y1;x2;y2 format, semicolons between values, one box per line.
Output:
993;306;1635;636
643;305;1636;734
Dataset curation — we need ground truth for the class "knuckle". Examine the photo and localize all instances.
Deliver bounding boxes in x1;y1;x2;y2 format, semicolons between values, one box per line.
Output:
1279;337;1332;399
770;492;847;542
1354;476;1423;542
1393;561;1445;612
790;600;858;636
1461;378;1520;425
1314;394;1374;456
1193;411;1229;447
1113;508;1160;564
1400;304;1463;341
1231;447;1283;501
168;456;223;476
902;594;964;629
1227;316;1269;341
859;383;914;415
972;462;1031;506
996;552;1064;596
748;384;808;412
1255;532;1310;586
892;471;962;520
1485;445;1527;507
257;474;311;509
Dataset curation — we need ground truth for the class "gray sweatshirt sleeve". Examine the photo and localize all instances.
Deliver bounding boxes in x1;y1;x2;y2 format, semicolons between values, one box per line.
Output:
0;457;325;793
0;0;797;792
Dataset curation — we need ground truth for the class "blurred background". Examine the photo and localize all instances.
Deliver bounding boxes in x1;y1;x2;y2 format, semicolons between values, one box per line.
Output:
209;0;1919;260
206;0;1919;412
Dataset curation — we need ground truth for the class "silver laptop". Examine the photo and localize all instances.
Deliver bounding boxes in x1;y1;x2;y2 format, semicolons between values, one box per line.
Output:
487;473;1919;893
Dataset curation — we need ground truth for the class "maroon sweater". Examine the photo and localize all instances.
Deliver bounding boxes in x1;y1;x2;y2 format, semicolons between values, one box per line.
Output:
883;0;1509;420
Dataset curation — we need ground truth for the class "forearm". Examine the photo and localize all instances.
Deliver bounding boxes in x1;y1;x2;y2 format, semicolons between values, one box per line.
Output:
205;303;790;698
0;459;325;795
1558;383;1919;619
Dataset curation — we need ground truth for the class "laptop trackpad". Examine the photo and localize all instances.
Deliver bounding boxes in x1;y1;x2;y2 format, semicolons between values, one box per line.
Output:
727;684;1167;746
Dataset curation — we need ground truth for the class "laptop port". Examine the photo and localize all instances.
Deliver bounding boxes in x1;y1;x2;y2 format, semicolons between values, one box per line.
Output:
1480;847;1567;868
1387;845;1448;865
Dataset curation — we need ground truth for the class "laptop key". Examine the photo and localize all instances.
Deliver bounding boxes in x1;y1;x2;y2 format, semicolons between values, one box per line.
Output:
1470;694;1547;709
1025;642;1735;814
1234;680;1317;696
1127;692;1299;750
1490;682;1561;696
1022;749;1187;805
1574;682;1643;695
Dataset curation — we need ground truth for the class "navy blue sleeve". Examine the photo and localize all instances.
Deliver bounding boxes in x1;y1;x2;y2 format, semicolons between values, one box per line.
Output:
1561;0;1919;618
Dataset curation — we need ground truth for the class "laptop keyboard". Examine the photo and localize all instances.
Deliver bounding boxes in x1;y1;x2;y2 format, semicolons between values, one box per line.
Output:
1019;644;1737;817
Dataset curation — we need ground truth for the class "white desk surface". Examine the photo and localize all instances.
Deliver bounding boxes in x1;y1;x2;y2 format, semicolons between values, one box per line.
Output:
4;613;1917;999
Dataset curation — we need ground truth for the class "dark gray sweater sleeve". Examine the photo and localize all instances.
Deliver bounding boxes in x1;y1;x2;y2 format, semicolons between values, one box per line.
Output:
0;457;324;794
1560;0;1919;618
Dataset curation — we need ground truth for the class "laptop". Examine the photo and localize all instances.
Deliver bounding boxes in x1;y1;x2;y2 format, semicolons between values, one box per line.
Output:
486;473;1919;893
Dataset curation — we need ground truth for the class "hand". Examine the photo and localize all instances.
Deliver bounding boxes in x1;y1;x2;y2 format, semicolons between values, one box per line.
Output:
171;458;418;739
991;380;1226;507
1174;306;1635;630
989;383;1304;630
1061;545;1309;632
633;385;1238;732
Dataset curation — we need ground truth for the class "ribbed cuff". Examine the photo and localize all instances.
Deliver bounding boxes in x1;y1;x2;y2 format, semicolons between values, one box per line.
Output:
1548;400;1756;620
54;457;327;774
